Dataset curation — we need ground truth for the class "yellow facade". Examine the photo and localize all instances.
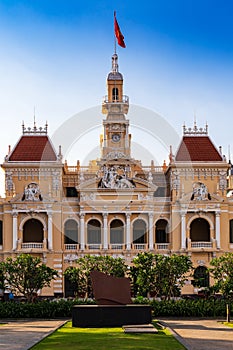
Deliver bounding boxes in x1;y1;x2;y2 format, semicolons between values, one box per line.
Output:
0;53;233;297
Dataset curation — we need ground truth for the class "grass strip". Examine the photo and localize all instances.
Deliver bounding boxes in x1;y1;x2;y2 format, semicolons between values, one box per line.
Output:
31;321;185;350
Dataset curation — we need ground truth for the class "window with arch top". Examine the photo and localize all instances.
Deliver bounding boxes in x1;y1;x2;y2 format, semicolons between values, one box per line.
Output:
110;219;124;244
64;219;79;244
133;219;147;244
87;219;101;244
112;87;119;101
155;219;168;243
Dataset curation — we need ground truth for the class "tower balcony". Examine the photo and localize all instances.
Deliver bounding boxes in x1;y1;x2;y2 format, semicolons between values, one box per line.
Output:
102;95;129;114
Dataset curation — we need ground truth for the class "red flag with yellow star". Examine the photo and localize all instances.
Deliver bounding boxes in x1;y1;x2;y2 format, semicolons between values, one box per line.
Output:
114;12;126;48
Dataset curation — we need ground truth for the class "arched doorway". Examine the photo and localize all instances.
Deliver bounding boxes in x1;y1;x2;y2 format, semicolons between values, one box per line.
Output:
23;219;43;243
133;219;147;244
0;220;2;246
64;220;79;245
193;266;209;288
110;219;124;246
230;219;233;243
190;218;210;241
64;268;78;298
87;219;101;247
155;219;168;243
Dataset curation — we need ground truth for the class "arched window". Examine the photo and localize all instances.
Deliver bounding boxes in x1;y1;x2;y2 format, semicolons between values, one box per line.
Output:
155;219;168;243
87;219;101;244
112;87;119;101
190;218;210;242
230;220;233;243
0;220;2;245
193;266;209;288
64;220;79;244
133;219;147;244
110;219;124;244
23;219;43;243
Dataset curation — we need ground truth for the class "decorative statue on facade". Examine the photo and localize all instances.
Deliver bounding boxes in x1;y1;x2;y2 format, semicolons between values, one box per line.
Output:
5;171;14;194
98;165;136;189
191;182;211;201
22;183;43;201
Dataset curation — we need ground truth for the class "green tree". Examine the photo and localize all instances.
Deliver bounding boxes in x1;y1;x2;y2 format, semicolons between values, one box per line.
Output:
154;254;193;300
130;252;157;297
64;255;128;298
130;252;193;299
209;253;233;300
0;254;59;302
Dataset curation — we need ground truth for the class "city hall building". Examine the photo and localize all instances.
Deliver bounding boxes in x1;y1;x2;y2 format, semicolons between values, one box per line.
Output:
0;53;233;297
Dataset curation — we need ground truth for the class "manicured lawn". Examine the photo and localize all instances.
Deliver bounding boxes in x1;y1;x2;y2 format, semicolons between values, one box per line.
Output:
223;322;233;328
31;321;185;350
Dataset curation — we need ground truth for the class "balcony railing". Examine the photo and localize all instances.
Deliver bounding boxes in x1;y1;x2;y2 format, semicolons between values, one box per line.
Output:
191;242;213;249
86;244;102;250
64;244;79;250
21;243;44;249
132;244;148;250
156;243;170;250
103;95;129;104
109;244;125;250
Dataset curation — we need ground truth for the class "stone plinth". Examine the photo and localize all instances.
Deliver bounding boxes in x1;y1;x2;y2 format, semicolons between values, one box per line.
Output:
72;304;152;327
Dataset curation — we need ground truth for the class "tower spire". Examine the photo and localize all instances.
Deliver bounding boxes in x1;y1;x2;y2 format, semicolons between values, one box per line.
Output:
33;106;36;128
112;53;119;74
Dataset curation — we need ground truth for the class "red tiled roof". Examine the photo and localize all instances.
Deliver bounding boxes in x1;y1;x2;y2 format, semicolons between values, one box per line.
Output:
175;136;222;162
9;136;57;161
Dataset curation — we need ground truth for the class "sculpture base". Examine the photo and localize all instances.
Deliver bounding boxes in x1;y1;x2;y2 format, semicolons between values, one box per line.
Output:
72;305;152;327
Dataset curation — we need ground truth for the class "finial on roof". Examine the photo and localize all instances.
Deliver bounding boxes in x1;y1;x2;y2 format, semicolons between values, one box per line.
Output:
22;122;48;135
22;121;25;134
107;54;123;80
169;145;174;163
183;122;208;136
228;145;231;164
112;53;119;74
33;106;36;128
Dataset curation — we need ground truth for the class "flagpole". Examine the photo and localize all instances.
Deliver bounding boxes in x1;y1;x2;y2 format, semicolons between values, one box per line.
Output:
114;11;117;55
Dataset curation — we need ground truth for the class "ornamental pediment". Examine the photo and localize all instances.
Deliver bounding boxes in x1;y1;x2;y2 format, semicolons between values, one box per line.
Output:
78;175;157;191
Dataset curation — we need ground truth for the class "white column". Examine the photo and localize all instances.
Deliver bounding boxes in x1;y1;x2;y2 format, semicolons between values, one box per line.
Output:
103;213;108;249
48;212;53;250
125;125;129;148
80;213;85;250
215;210;221;249
149;212;154;250
126;213;131;250
12;212;18;250
181;212;186;249
103;126;107;147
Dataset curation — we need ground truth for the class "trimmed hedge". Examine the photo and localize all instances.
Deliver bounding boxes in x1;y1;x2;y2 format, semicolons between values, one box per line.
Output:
135;298;232;318
0;298;95;319
0;298;232;319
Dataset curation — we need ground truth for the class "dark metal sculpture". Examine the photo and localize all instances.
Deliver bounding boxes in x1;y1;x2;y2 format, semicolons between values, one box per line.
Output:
90;271;132;305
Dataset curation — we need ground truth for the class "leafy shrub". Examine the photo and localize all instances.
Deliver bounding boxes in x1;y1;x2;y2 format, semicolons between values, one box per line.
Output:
0;298;95;319
0;297;232;319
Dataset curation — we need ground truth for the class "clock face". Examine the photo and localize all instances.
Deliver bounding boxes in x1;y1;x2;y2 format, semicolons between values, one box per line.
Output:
112;133;121;142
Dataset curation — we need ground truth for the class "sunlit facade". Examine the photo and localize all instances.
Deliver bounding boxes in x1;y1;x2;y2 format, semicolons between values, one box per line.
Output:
0;54;233;296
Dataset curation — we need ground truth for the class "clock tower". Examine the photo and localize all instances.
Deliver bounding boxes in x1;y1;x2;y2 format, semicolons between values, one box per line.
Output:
101;54;131;161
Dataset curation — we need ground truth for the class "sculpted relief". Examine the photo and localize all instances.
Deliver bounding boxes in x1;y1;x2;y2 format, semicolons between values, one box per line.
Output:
22;183;43;201
191;182;211;201
98;165;135;189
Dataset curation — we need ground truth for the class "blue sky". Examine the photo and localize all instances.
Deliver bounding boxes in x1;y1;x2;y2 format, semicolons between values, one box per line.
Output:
0;0;233;174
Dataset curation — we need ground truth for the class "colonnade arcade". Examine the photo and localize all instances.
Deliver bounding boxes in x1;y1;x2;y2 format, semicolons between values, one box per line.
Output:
63;213;170;251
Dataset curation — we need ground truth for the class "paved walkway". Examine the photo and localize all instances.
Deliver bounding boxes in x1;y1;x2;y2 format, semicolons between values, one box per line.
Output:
161;318;233;350
0;318;233;350
0;319;67;350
